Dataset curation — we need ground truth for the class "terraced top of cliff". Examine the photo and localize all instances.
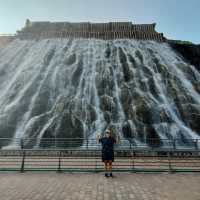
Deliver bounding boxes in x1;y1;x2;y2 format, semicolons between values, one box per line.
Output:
16;19;165;41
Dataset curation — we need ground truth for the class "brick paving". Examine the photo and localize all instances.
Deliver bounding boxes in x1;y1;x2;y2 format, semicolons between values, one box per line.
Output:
0;172;199;200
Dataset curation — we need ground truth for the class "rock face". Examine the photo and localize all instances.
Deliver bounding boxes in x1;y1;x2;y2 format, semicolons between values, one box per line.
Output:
170;42;200;72
0;39;200;148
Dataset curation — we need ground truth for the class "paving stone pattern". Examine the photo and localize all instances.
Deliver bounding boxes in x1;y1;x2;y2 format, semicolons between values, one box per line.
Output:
0;173;200;200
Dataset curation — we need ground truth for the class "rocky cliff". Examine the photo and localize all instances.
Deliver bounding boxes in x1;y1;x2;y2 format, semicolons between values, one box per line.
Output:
170;42;200;72
0;38;199;149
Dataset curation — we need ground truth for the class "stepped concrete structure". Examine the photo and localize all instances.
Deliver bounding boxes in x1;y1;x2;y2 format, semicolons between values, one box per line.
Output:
0;19;166;45
16;19;166;42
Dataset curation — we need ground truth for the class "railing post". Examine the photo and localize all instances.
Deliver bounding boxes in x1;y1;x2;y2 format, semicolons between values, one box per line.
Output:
57;151;61;172
20;138;24;149
55;138;56;149
168;152;173;173
20;150;26;172
132;151;135;172
95;150;98;173
173;139;176;150
195;139;199;150
86;138;88;150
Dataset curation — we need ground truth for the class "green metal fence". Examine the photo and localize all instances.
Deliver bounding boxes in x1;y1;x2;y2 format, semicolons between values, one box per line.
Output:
0;137;200;150
0;149;199;172
0;138;199;172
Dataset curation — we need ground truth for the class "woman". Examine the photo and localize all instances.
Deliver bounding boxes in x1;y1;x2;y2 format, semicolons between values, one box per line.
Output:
97;129;116;178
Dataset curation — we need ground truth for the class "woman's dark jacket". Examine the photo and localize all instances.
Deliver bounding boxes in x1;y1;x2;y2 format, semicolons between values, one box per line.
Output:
99;137;116;162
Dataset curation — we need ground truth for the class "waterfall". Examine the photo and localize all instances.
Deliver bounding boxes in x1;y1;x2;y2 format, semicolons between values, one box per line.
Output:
0;38;200;148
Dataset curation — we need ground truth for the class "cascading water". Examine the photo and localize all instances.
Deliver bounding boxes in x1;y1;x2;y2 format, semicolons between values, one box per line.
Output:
0;38;200;149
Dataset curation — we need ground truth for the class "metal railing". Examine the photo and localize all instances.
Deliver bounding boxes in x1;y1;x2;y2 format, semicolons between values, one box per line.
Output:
0;137;199;151
0;138;200;151
0;149;199;172
0;138;199;172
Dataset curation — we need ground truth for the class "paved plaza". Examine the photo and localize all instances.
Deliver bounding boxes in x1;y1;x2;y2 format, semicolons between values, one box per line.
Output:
0;172;199;200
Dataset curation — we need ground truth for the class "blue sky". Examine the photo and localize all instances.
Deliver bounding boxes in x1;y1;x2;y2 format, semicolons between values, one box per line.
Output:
0;0;199;43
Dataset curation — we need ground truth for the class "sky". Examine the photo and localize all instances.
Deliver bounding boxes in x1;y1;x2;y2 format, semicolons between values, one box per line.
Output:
0;0;200;44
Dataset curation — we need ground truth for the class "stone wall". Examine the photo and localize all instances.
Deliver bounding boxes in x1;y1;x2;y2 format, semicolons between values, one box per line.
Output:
17;20;166;42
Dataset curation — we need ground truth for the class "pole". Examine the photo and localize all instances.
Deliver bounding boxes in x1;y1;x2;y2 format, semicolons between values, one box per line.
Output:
20;151;26;172
57;151;61;172
20;138;24;149
168;152;173;173
132;151;135;172
195;139;199;150
173;139;176;150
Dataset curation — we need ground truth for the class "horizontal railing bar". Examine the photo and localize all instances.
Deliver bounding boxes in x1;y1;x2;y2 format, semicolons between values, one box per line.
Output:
1;161;199;164
0;150;200;154
0;168;198;173
0;138;199;141
0;157;199;161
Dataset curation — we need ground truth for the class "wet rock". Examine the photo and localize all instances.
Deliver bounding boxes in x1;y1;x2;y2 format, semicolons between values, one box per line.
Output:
120;84;133;117
100;94;115;112
135;50;144;64
135;101;152;124
122;121;133;138
142;65;153;77
104;111;111;123
118;47;127;63
179;104;200;134
95;64;115;96
146;126;162;147
104;44;111;59
72;59;83;87
64;53;76;65
127;54;137;67
86;104;97;124
148;77;160;99
43;48;55;66
118;47;133;82
56;112;84;146
0;39;200;149
30;90;50;117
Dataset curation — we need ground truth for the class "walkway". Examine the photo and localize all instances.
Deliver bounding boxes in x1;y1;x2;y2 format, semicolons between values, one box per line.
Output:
0;172;199;200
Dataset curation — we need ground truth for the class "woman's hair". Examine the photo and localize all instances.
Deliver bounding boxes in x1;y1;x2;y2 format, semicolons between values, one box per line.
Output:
105;129;113;137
